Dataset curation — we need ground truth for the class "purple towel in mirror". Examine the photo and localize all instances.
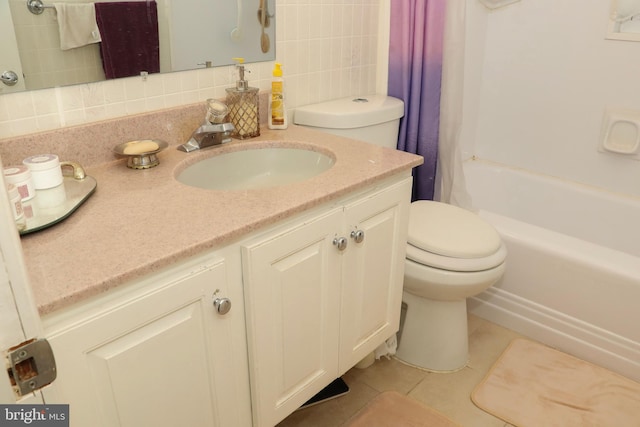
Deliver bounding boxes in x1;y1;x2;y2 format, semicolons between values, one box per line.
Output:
95;1;160;79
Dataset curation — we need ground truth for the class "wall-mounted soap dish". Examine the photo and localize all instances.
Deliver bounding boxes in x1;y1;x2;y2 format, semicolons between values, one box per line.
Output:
599;108;640;160
113;140;168;169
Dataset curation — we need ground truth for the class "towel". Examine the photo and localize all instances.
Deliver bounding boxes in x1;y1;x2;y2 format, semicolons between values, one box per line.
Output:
95;1;160;79
54;3;102;50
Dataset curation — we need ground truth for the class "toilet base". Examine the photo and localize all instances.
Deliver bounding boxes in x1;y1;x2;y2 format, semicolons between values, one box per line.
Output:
395;291;469;372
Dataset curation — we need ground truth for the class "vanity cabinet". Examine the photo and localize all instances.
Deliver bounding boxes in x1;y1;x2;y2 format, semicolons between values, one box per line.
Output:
41;252;252;427
241;176;412;427
36;174;412;427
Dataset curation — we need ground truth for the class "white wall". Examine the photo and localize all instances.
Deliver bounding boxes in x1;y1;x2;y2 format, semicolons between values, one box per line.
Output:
0;0;382;139
462;0;640;198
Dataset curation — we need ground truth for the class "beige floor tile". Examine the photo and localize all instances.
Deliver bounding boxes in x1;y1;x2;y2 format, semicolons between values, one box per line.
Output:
467;318;524;375
343;357;428;394
467;313;486;335
277;380;378;427
407;367;504;427
278;316;525;427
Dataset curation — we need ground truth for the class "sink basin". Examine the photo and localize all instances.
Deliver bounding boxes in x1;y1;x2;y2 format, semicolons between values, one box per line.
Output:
177;147;335;191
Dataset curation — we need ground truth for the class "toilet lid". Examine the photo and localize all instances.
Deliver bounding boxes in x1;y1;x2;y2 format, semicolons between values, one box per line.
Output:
406;241;507;271
408;201;502;259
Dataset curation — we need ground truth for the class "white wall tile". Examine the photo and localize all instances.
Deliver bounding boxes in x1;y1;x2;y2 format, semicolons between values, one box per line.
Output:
8;94;36;120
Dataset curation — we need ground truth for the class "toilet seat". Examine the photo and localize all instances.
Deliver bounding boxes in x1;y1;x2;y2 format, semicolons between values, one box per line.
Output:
406;201;506;272
406;242;506;272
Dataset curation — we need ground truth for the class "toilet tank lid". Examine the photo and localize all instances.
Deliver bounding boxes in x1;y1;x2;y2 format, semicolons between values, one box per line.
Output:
294;95;404;129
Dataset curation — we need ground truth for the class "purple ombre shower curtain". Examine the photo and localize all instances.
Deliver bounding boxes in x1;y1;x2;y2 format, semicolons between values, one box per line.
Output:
388;0;446;200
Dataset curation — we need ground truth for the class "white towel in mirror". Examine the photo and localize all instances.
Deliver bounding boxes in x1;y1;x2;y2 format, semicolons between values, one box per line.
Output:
54;3;102;50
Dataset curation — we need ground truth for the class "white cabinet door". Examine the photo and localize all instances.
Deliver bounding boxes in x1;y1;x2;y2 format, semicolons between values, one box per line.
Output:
242;208;343;427
44;260;247;427
242;176;413;426
339;177;412;373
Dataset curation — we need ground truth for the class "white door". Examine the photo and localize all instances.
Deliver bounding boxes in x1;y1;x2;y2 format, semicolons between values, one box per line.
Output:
0;164;44;403
0;1;26;93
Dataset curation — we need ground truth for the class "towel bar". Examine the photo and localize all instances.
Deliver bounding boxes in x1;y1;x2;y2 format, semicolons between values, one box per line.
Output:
27;0;54;15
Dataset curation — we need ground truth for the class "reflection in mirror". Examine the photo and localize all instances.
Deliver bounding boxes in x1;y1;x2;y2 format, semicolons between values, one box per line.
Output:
1;0;275;94
607;0;640;41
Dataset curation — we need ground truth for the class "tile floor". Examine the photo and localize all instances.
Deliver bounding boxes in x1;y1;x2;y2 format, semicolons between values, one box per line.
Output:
278;314;524;427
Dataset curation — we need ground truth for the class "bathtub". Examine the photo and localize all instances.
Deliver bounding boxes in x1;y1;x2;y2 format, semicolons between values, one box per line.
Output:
463;158;640;381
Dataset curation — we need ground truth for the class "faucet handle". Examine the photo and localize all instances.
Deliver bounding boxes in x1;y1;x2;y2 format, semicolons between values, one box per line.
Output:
206;99;229;123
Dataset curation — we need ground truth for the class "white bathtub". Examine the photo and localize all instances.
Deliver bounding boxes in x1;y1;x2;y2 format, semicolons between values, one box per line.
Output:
463;158;640;381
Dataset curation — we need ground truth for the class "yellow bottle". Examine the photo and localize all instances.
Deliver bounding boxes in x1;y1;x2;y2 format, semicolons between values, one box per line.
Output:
268;63;288;129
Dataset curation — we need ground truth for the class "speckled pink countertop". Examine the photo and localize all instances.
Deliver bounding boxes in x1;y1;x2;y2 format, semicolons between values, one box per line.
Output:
17;124;422;315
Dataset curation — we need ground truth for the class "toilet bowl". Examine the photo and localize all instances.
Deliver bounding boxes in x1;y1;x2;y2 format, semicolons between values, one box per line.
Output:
395;200;506;372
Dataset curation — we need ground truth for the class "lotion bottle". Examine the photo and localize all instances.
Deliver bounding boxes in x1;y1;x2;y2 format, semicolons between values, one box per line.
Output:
225;58;260;139
268;63;288;129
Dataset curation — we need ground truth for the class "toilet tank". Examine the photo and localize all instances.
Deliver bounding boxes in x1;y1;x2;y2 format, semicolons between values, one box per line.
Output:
293;95;404;149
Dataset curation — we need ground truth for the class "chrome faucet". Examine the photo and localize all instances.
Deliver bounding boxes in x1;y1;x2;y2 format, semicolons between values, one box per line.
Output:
178;122;235;152
178;99;235;152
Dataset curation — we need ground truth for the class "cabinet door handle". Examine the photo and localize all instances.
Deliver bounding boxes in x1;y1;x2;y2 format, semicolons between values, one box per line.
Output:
350;229;365;243
333;236;348;251
213;297;232;315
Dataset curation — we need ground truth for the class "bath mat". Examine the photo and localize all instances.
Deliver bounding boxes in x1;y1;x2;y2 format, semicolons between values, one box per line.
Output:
472;338;640;427
345;391;460;427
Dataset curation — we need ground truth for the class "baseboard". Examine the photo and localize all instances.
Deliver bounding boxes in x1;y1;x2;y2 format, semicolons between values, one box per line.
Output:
469;287;640;382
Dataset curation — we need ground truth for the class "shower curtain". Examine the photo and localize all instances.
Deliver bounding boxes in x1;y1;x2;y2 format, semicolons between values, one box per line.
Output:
388;0;471;208
388;0;445;201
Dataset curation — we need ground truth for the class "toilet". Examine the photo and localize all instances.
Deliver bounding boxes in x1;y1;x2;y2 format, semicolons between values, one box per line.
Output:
295;95;506;372
396;201;506;371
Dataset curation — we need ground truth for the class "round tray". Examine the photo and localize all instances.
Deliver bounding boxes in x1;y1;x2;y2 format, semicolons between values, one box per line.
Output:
113;139;169;169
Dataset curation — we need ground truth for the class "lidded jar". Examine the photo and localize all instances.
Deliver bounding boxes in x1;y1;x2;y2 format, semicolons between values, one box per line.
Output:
23;154;63;190
3;165;35;201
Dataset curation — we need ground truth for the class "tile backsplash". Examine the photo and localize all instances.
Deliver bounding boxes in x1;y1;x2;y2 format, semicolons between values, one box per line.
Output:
0;0;382;141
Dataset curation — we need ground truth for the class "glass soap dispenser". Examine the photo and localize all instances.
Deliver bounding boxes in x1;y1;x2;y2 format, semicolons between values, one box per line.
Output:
225;58;260;139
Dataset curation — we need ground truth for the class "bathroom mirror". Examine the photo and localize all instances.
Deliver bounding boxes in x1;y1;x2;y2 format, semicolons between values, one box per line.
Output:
0;0;275;94
607;0;640;41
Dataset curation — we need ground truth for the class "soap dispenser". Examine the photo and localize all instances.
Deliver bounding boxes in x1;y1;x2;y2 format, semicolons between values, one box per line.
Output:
225;58;260;139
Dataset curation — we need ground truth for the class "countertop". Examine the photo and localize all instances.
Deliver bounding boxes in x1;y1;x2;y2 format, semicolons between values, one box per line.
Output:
19;125;423;315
